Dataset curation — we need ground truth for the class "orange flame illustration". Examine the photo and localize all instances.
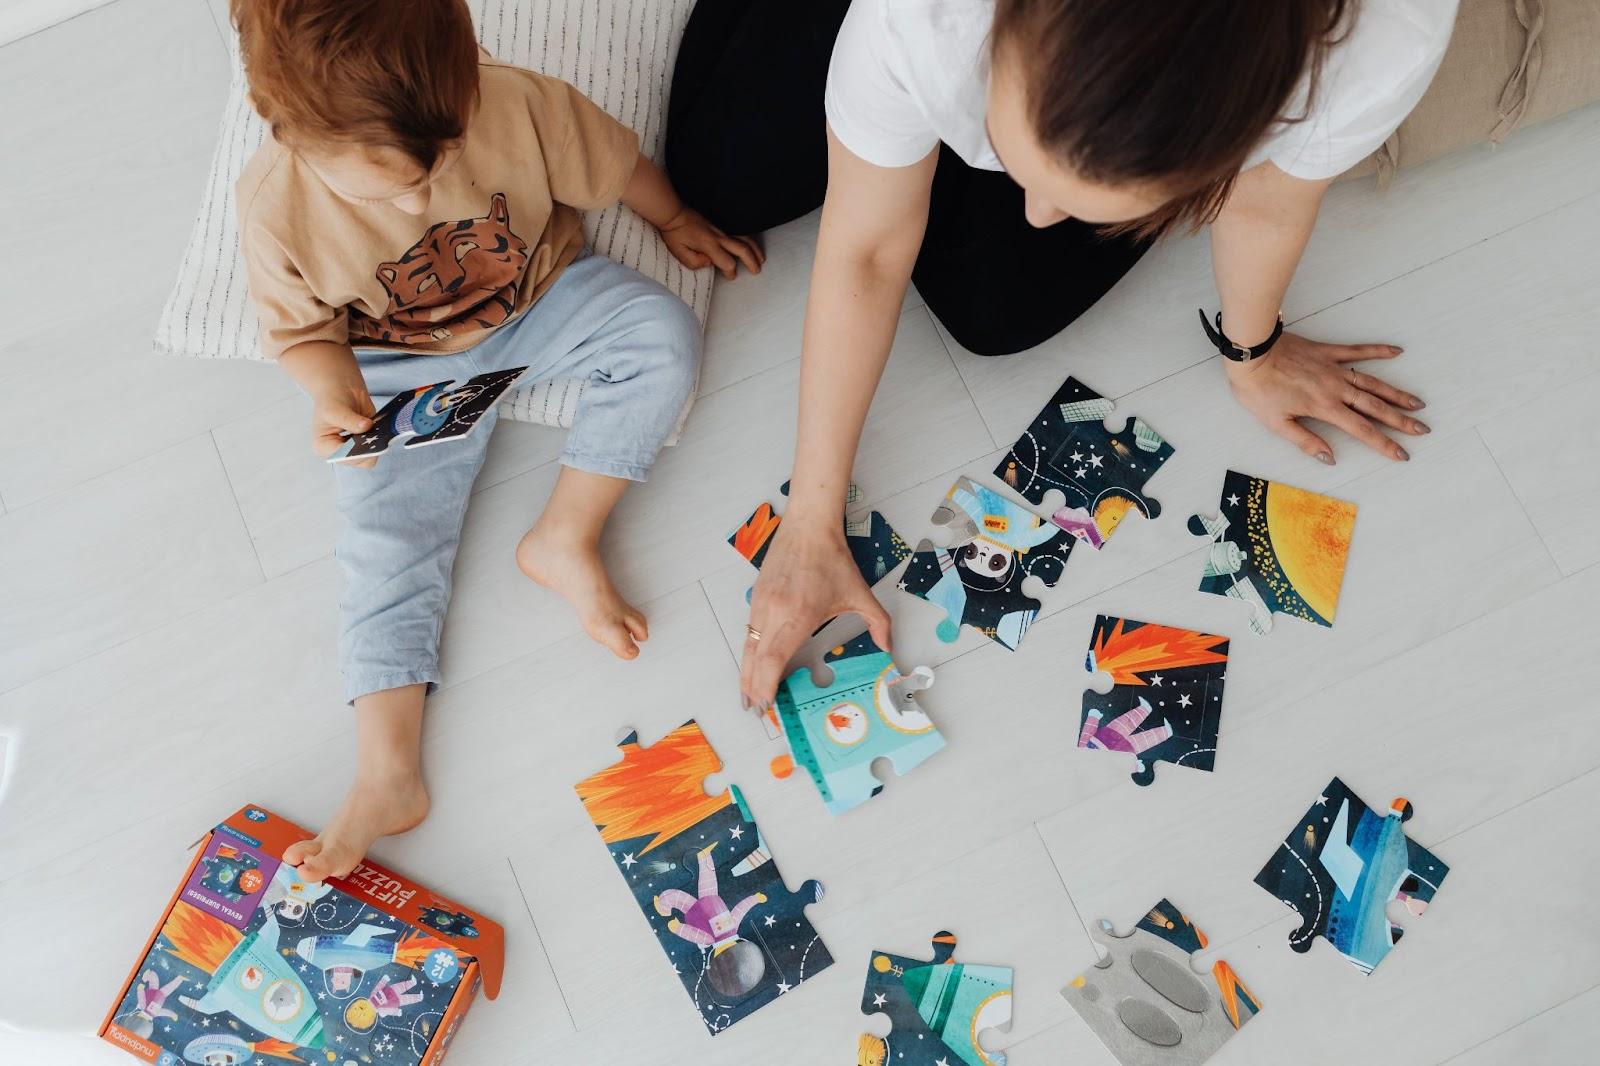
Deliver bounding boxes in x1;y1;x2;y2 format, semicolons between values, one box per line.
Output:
730;504;781;563
250;1039;306;1062
576;722;731;854
162;902;243;972
1212;960;1262;1030
1091;619;1228;687
394;929;455;969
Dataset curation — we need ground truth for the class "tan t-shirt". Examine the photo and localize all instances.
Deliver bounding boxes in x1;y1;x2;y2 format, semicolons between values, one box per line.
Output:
236;58;640;357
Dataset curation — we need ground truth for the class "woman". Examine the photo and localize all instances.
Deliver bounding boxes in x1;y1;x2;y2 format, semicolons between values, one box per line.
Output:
667;0;1455;705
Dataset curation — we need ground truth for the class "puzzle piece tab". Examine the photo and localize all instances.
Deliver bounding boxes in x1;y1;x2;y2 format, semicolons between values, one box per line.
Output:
1187;470;1356;634
769;633;943;815
1063;899;1262;1064
328;366;527;463
1079;616;1230;786
574;721;832;1033
1254;776;1449;975
994;376;1174;548
898;476;1075;650
859;931;1013;1066
730;481;910;593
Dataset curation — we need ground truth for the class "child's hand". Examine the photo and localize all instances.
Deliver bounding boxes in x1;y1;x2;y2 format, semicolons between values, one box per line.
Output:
658;206;764;279
311;382;379;468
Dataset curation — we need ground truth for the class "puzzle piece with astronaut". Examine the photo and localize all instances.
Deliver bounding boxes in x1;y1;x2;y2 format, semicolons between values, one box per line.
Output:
729;481;911;598
328;367;527;463
859;931;1013;1066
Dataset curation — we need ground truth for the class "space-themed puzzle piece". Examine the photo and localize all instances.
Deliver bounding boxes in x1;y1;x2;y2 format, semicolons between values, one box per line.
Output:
574;720;832;1034
1187;470;1356;635
898;476;1075;651
766;631;943;815
994;375;1175;549
328;366;527;463
1079;616;1230;787
1063;899;1262;1065
730;481;911;597
859;930;1013;1066
1253;776;1449;975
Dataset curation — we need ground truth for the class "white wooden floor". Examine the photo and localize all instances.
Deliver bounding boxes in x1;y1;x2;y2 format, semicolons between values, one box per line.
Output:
3;2;1599;1063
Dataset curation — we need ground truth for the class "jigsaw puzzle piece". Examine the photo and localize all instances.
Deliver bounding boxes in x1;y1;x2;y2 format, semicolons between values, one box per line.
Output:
1078;616;1230;786
1187;470;1356;635
1063;899;1262;1064
1253;776;1449;975
729;481;911;596
993;376;1175;548
768;633;943;815
328;366;527;463
859;931;1013;1066
574;721;832;1033
897;477;1075;651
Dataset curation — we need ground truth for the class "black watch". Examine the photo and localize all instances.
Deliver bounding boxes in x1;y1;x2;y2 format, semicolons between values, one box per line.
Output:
1198;309;1283;362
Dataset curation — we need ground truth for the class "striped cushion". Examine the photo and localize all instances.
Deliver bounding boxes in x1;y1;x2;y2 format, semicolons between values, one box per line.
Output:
153;0;710;430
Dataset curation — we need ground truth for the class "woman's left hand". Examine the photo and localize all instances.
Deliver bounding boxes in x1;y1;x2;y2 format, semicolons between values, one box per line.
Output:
659;206;764;279
1224;333;1430;464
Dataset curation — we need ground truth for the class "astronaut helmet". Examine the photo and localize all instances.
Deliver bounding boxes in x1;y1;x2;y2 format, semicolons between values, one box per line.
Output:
955;539;1015;584
275;897;307;921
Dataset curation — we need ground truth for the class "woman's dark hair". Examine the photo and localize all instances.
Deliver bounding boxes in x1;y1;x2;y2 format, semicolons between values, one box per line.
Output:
991;0;1354;238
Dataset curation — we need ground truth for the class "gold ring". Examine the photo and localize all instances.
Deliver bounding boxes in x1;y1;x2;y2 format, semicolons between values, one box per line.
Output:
745;625;762;643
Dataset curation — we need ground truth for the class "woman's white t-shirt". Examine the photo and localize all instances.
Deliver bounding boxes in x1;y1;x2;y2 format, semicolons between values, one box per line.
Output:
824;0;1459;180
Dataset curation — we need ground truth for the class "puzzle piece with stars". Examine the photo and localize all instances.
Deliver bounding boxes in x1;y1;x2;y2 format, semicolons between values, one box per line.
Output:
993;375;1174;548
729;481;910;598
575;720;831;1033
1078;615;1230;787
328;366;527;463
859;931;1013;1066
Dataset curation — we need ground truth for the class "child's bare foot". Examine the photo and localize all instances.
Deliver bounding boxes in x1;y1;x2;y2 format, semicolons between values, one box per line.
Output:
517;522;649;659
284;768;429;882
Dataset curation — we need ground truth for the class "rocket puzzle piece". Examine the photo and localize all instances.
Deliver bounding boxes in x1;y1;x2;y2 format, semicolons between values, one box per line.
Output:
994;376;1174;549
1063;899;1262;1065
730;481;911;597
1079;616;1230;787
1254;776;1449;975
575;720;832;1034
328;366;527;463
1187;470;1356;635
767;632;943;816
858;931;1013;1066
898;476;1075;651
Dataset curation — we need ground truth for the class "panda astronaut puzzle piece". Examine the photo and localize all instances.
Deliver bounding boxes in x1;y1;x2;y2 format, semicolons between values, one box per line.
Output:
898;476;1075;651
769;632;944;816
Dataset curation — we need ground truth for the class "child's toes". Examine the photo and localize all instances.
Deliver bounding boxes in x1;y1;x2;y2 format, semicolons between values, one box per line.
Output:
625;610;649;644
284;838;321;867
592;618;640;660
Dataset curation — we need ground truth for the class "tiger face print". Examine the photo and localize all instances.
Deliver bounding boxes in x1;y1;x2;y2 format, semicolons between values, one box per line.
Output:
350;192;530;345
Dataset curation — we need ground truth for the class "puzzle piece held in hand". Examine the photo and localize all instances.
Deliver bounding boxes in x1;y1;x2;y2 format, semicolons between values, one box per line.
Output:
574;720;832;1033
1063;899;1262;1064
898;476;1074;650
1187;470;1357;634
859;931;1013;1066
327;367;527;463
1079;616;1230;787
769;632;942;815
994;376;1175;548
730;482;910;598
1254;776;1449;975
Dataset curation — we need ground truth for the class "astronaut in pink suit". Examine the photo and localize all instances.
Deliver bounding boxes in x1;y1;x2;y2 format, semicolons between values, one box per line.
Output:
1079;696;1173;772
653;843;766;956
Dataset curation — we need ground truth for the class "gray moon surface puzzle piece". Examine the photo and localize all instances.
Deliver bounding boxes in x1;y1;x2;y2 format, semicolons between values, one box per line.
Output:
1117;998;1184;1047
1129;949;1211;1014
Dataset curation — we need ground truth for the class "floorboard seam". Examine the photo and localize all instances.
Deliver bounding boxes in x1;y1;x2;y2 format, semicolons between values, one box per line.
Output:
1433;978;1600;1064
1472;425;1562;575
506;857;579;1034
210;429;268;584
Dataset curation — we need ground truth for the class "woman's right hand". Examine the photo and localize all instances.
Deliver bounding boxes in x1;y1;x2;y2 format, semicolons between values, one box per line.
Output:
740;514;894;709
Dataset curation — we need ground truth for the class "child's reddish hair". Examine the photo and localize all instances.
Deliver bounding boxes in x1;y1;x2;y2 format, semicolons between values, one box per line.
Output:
232;0;480;169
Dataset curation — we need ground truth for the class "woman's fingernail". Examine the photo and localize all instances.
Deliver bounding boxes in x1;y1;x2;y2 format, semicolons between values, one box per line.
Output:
1317;451;1335;465
1410;399;1426;410
1397;446;1411;461
1391;346;1404;354
1416;421;1431;434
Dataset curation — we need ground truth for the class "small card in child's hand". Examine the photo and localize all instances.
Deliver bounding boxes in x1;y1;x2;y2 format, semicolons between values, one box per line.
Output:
328;367;528;463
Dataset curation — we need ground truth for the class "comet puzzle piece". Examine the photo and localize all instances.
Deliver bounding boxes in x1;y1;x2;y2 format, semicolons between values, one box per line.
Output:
993;376;1174;549
1187;470;1357;635
858;930;1013;1066
767;632;943;815
1254;776;1450;975
898;476;1075;651
729;481;911;598
1078;615;1230;787
328;366;527;463
574;720;832;1034
1063;899;1262;1065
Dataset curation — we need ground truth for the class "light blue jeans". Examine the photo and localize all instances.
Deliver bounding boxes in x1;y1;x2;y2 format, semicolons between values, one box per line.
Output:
335;253;701;702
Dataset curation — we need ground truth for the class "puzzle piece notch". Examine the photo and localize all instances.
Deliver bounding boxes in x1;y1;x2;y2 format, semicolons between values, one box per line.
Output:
574;720;832;1034
768;632;943;816
1064;899;1262;1065
1077;615;1231;787
1188;470;1357;635
859;930;1013;1066
993;375;1175;549
327;366;527;463
729;481;911;598
1252;776;1449;976
899;476;1075;651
